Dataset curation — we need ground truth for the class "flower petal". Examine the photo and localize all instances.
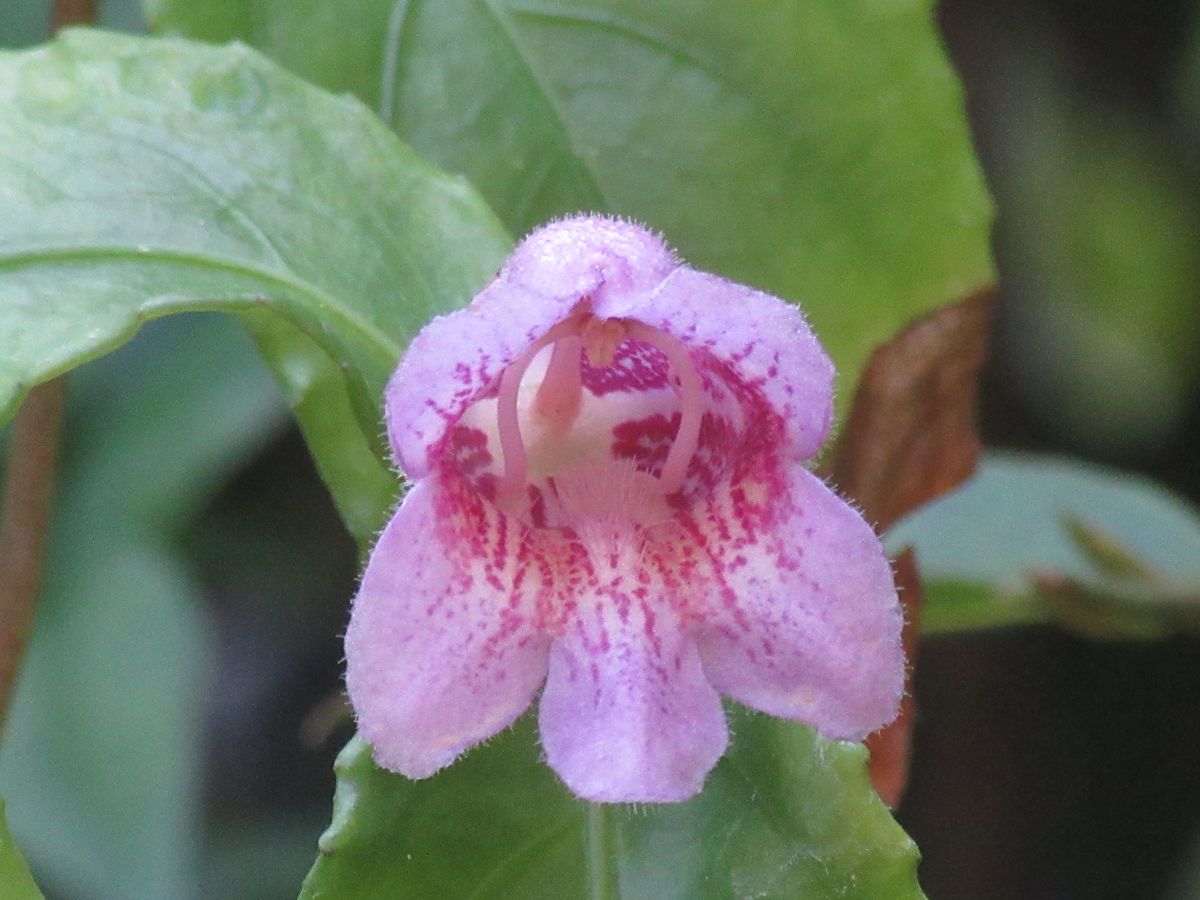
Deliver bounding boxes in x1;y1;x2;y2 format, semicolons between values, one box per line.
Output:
385;276;578;479
597;267;835;460
539;580;727;803
686;461;904;741
386;216;677;478
505;214;677;301
345;472;552;778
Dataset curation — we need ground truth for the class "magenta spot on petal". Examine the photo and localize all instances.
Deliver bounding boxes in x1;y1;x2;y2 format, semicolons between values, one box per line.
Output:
446;425;493;477
581;338;670;395
611;412;678;473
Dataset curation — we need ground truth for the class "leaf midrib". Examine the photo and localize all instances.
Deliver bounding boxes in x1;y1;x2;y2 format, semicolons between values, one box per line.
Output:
460;809;581;900
0;244;401;362
476;0;597;200
378;0;614;213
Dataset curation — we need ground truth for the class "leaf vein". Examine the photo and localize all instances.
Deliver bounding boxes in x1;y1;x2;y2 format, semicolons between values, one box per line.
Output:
475;0;612;207
0;244;400;360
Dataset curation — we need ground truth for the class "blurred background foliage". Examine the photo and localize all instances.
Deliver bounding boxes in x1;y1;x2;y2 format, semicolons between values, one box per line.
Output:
1;0;1199;899
919;3;1200;899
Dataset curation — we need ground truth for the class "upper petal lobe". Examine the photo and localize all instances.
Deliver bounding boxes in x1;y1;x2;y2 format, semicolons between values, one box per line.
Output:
385;216;833;476
385;216;677;478
595;267;835;460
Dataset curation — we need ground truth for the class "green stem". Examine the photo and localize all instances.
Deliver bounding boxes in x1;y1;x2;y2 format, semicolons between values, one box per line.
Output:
586;803;617;900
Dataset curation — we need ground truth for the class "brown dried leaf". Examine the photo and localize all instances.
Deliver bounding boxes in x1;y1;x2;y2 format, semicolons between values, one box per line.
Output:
830;288;995;533
866;549;923;809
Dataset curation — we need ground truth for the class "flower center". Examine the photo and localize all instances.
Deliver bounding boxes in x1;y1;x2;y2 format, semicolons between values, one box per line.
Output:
450;314;706;530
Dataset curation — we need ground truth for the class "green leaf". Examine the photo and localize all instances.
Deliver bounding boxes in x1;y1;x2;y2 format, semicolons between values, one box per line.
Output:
145;0;994;400
3;542;209;899
98;0;149;34
142;0;393;110
921;575;1200;641
889;453;1200;587
61;316;288;527
918;579;1051;636
1059;515;1155;580
0;796;42;900
0;314;285;899
891;454;1200;637
302;710;922;900
0;29;512;540
1031;575;1200;641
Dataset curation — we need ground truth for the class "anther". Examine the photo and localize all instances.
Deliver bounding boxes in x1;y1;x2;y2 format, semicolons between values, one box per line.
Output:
581;317;628;367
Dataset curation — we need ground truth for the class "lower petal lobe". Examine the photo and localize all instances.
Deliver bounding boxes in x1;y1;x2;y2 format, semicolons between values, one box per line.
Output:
538;571;727;803
345;472;551;778
686;461;904;741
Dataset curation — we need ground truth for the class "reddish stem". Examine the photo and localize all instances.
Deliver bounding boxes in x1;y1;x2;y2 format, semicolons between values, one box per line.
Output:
866;548;924;808
51;0;96;30
0;381;66;733
0;0;95;733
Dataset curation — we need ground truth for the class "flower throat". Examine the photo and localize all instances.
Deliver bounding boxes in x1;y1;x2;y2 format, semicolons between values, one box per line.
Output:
463;313;706;528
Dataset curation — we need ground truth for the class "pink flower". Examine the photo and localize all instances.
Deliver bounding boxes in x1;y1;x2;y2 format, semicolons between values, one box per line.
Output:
345;216;903;803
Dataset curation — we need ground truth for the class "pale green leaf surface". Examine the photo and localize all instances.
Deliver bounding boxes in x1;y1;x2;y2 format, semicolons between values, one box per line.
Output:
142;0;392;109
888;454;1200;588
0;30;512;542
145;0;994;401
2;544;209;900
891;455;1200;638
0;797;42;900
302;710;922;900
